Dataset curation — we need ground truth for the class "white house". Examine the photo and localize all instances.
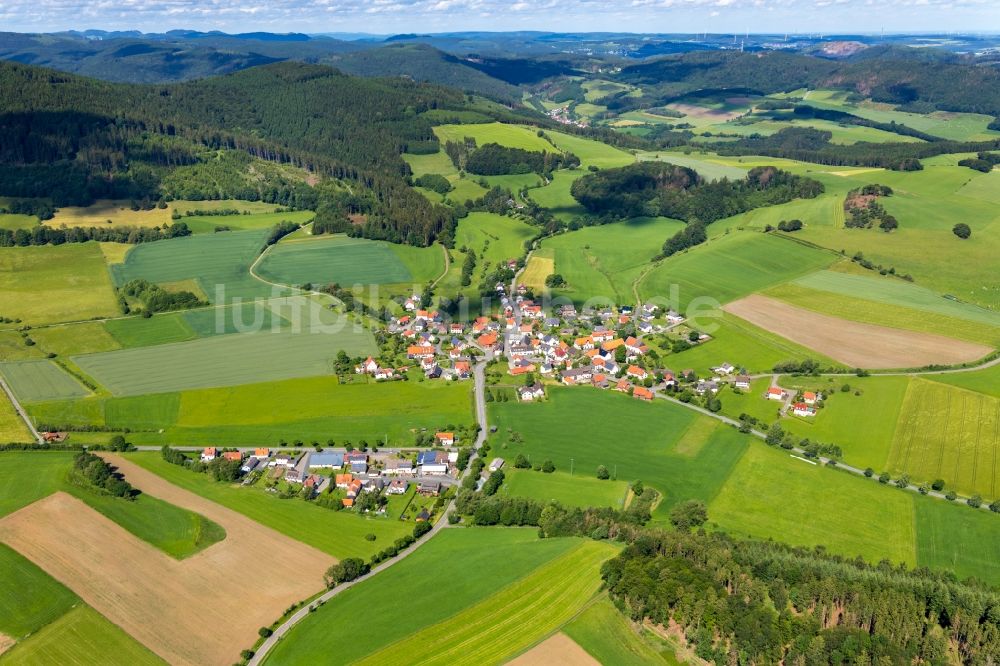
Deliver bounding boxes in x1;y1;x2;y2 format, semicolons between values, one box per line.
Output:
767;387;786;401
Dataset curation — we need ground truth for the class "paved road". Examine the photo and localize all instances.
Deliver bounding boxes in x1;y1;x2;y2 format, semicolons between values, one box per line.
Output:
0;376;43;445
248;358;489;665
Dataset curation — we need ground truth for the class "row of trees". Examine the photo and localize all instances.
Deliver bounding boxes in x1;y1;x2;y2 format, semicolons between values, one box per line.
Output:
0;221;192;247
71;451;136;499
120;279;206;314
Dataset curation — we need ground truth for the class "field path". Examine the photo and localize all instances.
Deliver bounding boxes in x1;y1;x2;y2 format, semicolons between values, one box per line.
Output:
429;243;451;290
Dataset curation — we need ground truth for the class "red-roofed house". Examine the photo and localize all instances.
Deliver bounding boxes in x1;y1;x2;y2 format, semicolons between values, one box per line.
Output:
767;387;786;401
633;386;654;401
435;432;455;446
201;447;217;462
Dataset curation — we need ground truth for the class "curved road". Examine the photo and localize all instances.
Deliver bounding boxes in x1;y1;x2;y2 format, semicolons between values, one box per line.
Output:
248;358;489;666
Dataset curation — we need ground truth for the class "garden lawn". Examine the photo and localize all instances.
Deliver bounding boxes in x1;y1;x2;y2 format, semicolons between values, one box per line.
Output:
709;444;917;565
0;360;90;403
887;379;1000;499
563;597;680;666
500;469;629;509
489;388;749;518
353;539;616;666
0;605;165;666
0;243;119;325
127;452;412;560
110;228;274;302
264;529;581;665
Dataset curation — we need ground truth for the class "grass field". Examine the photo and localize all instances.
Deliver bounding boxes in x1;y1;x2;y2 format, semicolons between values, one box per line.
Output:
433;122;556;153
72;313;375;396
563;597;680;666
501;469;629;509
257;234;436;287
0;214;38;231
542;217;685;304
45;200;173;229
0;243;119;325
110;228;274;303
127;452;412;560
637;151;749;181
180;210;314;235
489;388;749;519
888;378;1000;499
353;539;616;666
265;529;583;665
0;452;225;559
914;499;1000;585
637;231;836;311
0;543;79;640
709;444;917;564
928;364;1000;399
0;605;165;666
0;360;90;403
28;375;471;445
778;375;912;472
28;322;121;357
520;250;554;292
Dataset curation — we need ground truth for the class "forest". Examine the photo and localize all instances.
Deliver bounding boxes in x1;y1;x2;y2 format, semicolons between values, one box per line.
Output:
603;529;1000;665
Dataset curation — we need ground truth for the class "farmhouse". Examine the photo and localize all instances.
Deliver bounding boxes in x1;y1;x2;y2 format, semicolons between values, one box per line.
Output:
386;478;409;495
200;447;217;462
626;365;648;381
355;356;379;374
435;432;455;446
767;387;786;401
335;473;354;489
240;457;260;474
222;451;243;463
633;387;654;401
803;391;819;405
418;450;450;475
519;383;544;401
407;345;435;360
418;480;442;496
734;375;751;390
252;448;270;459
383;458;415;475
793;402;817;417
561;367;593;385
712;362;736;375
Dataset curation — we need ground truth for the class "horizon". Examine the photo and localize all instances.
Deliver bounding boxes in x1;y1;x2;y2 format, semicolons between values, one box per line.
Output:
1;0;998;37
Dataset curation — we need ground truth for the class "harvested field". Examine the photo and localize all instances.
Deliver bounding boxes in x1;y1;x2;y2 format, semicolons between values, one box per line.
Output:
0;456;333;666
521;254;554;292
0;633;13;657
723;295;992;369
667;103;743;120
508;633;599;666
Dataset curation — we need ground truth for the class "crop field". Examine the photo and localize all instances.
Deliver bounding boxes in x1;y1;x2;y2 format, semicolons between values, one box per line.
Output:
353;539;616;666
520;250;554;292
638;232;836;312
0;391;31;443
725;294;992;369
563;597;679;666
433;122;556;153
104;314;198;348
543;216;685;304
110;228;274;302
0;605;165;666
0;360;89;403
257;235;423;286
0;543;79;640
709;444;917;564
888;379;1000;499
489;388;749;519
265;529;582;664
500;469;629;509
792;270;1000;327
0;481;330;666
45;199;173;229
0;451;224;559
28;321;121;356
72;317;375;395
915;499;1000;585
778;376;912;472
127;452;413;559
0;243;119;325
768;283;1000;348
0;331;45;363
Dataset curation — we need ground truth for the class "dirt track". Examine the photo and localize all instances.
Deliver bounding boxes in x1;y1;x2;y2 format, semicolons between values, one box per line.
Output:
0;457;334;666
0;633;14;657
507;633;599;666
724;294;993;369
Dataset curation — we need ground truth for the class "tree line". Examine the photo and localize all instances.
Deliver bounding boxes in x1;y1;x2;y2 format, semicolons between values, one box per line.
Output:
0;221;192;247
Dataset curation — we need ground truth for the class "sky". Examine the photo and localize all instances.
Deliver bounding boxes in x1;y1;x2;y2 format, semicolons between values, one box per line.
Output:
0;0;997;36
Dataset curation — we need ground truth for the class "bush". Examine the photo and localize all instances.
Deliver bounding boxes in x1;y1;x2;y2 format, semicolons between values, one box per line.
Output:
878;472;890;484
596;465;610;480
364;533;376;542
945;490;957;501
968;495;983;508
258;627;273;638
413;521;433;539
931;479;945;491
324;558;370;587
669;499;708;531
953;223;972;239
541;460;555;473
863;467;874;478
514;453;531;469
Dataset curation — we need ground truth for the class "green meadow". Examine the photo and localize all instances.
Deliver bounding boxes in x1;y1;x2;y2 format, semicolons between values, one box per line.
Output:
0;390;31;443
127;452;415;561
265;529;584;665
28;321;120;356
500;469;629;509
489;388;749;518
437;212;536;305
433;122;555;153
180;210;314;234
257;234;443;287
0;243;119;325
110;228;275;302
928;363;1000;400
637;151;749;181
637;231;836;311
564;597;681;666
0;452;225;559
